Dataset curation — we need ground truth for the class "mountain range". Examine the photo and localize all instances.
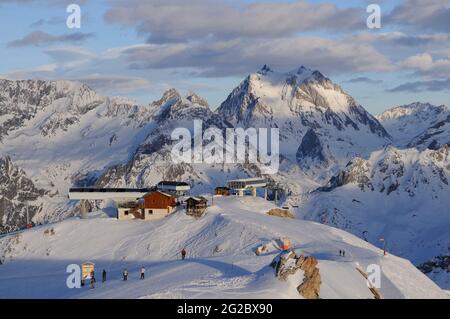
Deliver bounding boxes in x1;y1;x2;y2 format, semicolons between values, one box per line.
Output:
0;66;448;289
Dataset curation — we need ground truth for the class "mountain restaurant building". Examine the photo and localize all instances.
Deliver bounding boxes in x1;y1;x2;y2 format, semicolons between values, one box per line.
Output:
117;191;177;221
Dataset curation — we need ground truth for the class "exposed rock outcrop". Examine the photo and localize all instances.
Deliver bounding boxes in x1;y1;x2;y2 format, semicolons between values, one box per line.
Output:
418;254;449;288
272;251;321;299
296;129;328;167
266;208;294;219
0;156;47;233
296;255;321;299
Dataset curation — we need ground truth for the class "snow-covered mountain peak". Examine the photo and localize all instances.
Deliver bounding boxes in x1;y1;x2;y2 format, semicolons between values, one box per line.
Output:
218;65;374;127
152;88;182;108
151;88;211;122
186;92;209;108
377;102;449;148
0;79;105;139
377;102;448;122
292;65;326;83
217;66;389;176
257;64;274;75
0;79;99;112
296;65;309;73
249;65;327;91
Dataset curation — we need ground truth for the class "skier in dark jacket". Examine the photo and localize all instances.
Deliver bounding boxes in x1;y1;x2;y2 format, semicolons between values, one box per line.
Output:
102;269;107;283
90;271;96;289
123;268;128;281
181;248;187;260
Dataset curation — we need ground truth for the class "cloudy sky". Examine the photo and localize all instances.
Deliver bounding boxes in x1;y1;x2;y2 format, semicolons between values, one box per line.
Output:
0;0;449;114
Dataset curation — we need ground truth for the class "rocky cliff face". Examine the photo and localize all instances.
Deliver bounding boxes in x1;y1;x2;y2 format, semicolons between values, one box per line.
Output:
318;146;449;195
0;156;46;233
418;254;449;289
0;79;105;140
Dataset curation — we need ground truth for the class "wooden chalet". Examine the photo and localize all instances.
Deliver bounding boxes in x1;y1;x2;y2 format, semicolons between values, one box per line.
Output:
185;197;208;218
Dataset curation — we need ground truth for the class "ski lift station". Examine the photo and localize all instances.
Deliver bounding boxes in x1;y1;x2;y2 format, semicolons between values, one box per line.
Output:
226;178;267;197
68;182;192;219
156;181;191;195
68;188;153;203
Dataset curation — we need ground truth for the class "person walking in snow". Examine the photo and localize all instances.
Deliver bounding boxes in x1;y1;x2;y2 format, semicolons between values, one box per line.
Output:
140;267;145;280
339;250;342;256
90;271;96;289
181;248;187;260
343;250;346;257
102;269;106;283
123;268;128;281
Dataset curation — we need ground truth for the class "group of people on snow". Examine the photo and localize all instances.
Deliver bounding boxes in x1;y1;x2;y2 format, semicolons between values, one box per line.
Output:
120;267;145;281
339;250;346;257
85;248;188;289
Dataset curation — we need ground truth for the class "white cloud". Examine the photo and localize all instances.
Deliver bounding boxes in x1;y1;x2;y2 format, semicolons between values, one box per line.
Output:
104;0;364;41
7;31;94;47
353;31;449;47
71;74;152;93
400;53;450;78
387;0;450;32
116;37;393;76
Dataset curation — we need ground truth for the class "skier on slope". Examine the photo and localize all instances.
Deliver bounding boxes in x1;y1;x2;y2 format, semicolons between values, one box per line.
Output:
123;268;128;281
140;267;145;280
102;269;107;283
90;270;96;289
181;248;187;260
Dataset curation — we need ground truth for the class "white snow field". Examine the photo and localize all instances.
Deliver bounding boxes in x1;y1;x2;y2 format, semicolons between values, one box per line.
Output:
0;196;446;299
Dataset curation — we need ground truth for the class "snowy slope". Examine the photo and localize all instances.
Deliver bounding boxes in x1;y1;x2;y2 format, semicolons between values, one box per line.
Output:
298;145;450;289
0;196;446;299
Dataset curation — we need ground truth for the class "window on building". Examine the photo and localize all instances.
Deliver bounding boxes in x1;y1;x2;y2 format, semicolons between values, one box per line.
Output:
124;210;129;215
149;210;153;215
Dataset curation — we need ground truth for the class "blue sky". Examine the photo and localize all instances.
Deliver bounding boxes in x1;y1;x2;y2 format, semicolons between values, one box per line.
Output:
0;0;449;114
